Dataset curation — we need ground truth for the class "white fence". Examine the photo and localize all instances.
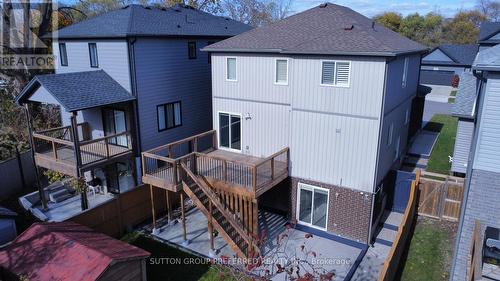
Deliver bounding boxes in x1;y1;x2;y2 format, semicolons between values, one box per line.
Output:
0;150;37;199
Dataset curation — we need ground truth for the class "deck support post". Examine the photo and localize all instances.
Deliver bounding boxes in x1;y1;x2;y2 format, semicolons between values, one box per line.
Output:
71;111;88;211
208;200;214;250
24;104;48;210
165;190;172;223
252;199;258;237
150;184;158;234
180;192;188;244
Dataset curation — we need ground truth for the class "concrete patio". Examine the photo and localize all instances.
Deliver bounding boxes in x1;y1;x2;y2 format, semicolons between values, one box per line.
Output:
150;207;364;280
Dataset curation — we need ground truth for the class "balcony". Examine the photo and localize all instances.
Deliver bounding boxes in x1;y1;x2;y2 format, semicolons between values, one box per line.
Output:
33;122;133;177
142;130;289;197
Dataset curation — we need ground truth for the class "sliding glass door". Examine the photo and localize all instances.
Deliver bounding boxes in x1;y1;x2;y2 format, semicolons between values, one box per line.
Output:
103;108;128;147
218;112;241;151
297;183;329;229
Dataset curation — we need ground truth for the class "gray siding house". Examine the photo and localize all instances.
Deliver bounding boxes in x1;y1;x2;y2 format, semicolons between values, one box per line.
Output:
450;44;500;281
15;4;249;215
199;3;427;243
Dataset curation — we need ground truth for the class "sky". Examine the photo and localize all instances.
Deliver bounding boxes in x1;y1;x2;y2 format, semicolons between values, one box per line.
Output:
291;0;477;17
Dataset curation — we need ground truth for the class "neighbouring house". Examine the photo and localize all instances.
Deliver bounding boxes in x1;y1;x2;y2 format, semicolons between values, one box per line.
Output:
0;222;150;281
420;44;478;86
15;4;250;221
478;21;500;50
449;44;500;281
0;207;17;245
140;2;427;261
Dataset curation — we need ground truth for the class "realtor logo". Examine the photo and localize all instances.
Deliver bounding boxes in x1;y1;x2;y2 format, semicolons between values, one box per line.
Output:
0;0;57;69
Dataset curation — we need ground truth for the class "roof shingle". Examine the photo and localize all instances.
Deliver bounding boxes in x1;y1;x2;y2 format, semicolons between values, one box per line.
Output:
16;70;135;111
478;21;500;42
54;4;251;39
424;44;478;66
203;3;427;56
452;72;477;118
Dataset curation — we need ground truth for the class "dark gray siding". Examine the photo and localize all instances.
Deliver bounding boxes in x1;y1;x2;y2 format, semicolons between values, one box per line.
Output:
451;119;474;174
133;38;219;151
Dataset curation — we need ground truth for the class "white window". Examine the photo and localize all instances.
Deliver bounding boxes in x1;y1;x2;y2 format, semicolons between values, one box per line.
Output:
275;59;288;84
402;57;409;88
89;43;98;68
387;123;394;146
321;60;351;87
218;112;241;151
59;43;68;66
297;183;329;230
226;58;237;81
405;109;410;125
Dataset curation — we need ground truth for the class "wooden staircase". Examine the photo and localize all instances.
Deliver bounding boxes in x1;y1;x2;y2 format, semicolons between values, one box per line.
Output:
179;161;259;259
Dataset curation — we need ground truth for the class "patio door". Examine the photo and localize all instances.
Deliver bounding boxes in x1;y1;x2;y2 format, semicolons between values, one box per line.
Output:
103;108;128;147
297;183;329;230
218;112;241;151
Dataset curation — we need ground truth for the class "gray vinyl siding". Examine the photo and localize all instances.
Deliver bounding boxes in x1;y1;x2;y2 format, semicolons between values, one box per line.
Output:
451;119;474;174
422;49;453;62
52;40;131;92
211;54;386;192
134;38;217;151
473;74;500;173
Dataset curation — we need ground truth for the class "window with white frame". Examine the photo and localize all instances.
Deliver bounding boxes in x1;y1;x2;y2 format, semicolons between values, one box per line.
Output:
59;43;68;66
88;43;98;68
387;123;394;146
405;109;410;125
321;61;350;87
157;101;182;131
226;58;236;81
275;59;288;84
218;112;241;151
297;183;329;229
402;57;409;88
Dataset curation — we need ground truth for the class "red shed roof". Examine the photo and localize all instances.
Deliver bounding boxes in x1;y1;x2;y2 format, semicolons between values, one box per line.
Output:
0;222;149;281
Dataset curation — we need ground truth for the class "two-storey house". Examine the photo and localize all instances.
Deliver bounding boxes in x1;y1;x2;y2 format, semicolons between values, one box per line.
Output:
15;4;250;219
141;3;427;259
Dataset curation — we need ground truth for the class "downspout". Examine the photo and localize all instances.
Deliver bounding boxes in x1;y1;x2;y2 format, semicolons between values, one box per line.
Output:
127;37;142;185
448;70;486;280
368;59;390;245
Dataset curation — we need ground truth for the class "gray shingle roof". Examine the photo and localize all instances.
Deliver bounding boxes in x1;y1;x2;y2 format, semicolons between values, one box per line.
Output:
473;43;500;71
478;21;500;42
423;44;478;66
452;72;477;118
16;70;135;112
203;3;427;56
54;4;251;39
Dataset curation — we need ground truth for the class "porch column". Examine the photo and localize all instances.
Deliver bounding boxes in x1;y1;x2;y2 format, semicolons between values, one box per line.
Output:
24;104;48;210
71;112;88;210
150;184;158;234
180;192;187;243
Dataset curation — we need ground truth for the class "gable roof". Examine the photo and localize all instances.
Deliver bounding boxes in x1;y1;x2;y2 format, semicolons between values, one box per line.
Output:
203;3;427;56
54;4;251;39
478;21;500;43
0;222;149;281
422;44;478;67
473;43;500;71
452;72;477;118
16;70;135;112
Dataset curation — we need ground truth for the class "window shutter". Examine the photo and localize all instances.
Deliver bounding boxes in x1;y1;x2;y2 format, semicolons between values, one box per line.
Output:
276;60;288;83
322;62;335;85
335;62;350;86
227;58;236;80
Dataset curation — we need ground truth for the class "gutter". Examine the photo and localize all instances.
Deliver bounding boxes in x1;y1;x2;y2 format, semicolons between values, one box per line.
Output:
127;37;143;158
448;70;486;280
200;48;429;58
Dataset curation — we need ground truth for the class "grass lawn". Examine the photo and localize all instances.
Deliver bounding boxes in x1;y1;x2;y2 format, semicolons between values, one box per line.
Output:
121;232;237;281
400;218;457;281
423;114;458;174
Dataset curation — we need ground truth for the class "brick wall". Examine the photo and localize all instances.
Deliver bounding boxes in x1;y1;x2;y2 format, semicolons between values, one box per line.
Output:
290;177;373;243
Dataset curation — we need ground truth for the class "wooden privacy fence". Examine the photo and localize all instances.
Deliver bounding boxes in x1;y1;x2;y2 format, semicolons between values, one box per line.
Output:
468;220;483;281
70;185;168;238
378;170;420;281
418;178;464;221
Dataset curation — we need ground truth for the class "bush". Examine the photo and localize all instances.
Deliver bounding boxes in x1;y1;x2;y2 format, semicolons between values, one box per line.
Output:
451;75;459;88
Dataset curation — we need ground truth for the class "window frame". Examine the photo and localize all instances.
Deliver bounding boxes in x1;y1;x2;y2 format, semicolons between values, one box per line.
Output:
157;101;182;132
296;182;329;231
188;41;197;60
387;123;394;146
88;43;99;68
59;43;68;67
320;60;351;88
274;58;289;85
402;57;409;88
217;111;242;153
226;57;237;82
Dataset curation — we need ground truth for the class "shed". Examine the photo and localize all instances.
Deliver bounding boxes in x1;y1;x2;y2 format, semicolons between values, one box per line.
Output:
0;222;150;281
0;207;17;246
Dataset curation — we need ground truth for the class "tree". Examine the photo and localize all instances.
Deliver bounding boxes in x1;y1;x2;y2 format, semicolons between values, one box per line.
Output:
442;10;487;44
374;12;402;32
223;0;293;27
477;0;500;21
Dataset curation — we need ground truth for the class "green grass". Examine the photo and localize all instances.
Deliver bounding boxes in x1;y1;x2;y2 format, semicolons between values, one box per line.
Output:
423;114;458;174
400;220;453;281
122;232;237;281
450;90;457;97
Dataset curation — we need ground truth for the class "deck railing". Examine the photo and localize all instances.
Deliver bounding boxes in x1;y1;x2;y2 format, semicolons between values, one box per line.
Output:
141;130;289;195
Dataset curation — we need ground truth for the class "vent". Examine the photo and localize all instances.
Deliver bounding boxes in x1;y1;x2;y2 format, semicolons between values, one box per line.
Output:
319;3;328;8
344;24;353;30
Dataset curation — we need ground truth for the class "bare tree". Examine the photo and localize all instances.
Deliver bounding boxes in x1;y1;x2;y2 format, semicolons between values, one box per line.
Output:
223;0;294;27
476;0;500;21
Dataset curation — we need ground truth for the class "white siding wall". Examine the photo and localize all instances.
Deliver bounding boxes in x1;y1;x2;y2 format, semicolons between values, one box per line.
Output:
473;74;500;172
211;54;386;192
52;40;131;92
